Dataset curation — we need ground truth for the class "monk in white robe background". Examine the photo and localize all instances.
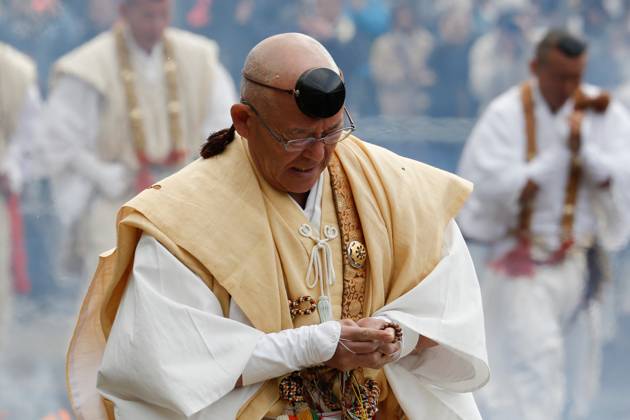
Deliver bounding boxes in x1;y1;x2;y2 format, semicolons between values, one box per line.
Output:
458;29;630;420
42;0;237;280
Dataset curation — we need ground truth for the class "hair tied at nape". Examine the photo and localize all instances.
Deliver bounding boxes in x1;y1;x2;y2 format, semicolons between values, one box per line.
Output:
200;125;236;158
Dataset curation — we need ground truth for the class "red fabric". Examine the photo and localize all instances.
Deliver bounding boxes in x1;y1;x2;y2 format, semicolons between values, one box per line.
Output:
7;194;31;294
489;237;535;278
164;149;186;166
134;164;154;193
489;237;575;278
546;238;574;265
137;149;185;167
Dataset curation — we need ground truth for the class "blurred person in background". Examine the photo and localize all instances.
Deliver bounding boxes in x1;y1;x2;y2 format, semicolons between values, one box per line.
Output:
469;8;531;112
298;0;362;88
458;30;630;420
66;32;489;420
179;0;301;85
0;0;83;302
581;0;621;90
0;42;42;347
297;0;392;117
0;0;83;95
427;5;478;117
43;0;236;281
342;0;391;116
369;0;434;116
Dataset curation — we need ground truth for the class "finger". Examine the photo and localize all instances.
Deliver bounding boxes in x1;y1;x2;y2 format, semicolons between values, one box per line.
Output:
380;328;396;343
338;339;380;354
339;318;358;328
355;317;387;330
377;342;400;356
353;351;398;369
341;326;394;343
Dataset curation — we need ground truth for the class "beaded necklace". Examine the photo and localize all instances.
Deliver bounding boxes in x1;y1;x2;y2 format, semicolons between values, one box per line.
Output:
114;24;185;190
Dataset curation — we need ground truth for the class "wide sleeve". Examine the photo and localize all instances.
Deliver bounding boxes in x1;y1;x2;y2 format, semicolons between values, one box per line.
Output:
97;234;264;419
459;97;536;207
43;75;132;226
42;75;100;227
375;220;490;420
1;85;43;193
581;100;630;250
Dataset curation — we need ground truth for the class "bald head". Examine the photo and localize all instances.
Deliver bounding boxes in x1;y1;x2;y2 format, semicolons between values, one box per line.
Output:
241;33;340;102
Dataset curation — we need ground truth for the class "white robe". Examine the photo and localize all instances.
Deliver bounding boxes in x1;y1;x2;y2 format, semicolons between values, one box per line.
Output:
458;81;630;420
0;84;42;349
97;175;489;419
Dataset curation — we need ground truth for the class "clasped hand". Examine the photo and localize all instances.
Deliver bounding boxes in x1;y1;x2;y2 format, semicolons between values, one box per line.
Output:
325;317;401;371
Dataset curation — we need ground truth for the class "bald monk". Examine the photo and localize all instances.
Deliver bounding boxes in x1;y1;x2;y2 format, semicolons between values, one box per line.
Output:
66;33;489;420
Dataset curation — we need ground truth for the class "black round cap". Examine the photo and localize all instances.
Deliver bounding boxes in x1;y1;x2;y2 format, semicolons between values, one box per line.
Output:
294;68;345;118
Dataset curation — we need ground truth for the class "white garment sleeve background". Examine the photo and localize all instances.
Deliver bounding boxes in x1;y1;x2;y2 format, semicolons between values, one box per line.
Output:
1;85;43;193
43;75;125;227
457;92;533;242
580;100;630;250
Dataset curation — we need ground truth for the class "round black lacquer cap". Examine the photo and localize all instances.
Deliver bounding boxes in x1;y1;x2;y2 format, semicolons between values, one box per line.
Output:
294;68;345;118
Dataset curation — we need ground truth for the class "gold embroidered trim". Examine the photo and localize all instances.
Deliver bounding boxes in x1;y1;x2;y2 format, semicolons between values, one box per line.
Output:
328;153;368;321
114;24;184;165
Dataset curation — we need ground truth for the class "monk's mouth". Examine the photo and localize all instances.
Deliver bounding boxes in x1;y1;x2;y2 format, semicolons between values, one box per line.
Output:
292;167;316;173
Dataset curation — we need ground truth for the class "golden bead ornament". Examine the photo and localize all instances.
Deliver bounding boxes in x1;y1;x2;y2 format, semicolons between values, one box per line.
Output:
346;240;367;269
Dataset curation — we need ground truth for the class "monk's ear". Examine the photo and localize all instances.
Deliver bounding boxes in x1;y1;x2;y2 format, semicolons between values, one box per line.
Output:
230;103;252;139
231;103;252;139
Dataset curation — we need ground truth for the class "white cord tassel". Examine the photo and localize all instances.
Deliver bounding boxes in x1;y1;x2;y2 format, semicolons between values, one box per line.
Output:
299;224;338;323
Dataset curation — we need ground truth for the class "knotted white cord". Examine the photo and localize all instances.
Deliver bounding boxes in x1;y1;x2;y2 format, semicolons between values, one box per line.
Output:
299;223;338;300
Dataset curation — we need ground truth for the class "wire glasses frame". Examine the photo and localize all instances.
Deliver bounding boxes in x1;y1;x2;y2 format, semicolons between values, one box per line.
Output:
241;99;356;152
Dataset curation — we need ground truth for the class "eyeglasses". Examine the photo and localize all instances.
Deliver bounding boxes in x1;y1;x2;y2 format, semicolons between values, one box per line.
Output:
241;98;356;152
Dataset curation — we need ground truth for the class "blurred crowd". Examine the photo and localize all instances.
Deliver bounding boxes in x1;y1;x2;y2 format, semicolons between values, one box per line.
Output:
3;0;630;115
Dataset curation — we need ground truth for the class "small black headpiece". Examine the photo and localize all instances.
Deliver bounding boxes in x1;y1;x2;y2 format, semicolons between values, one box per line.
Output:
243;67;345;119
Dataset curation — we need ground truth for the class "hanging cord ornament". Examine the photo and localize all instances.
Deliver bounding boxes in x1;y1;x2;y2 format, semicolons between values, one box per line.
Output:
299;223;338;322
